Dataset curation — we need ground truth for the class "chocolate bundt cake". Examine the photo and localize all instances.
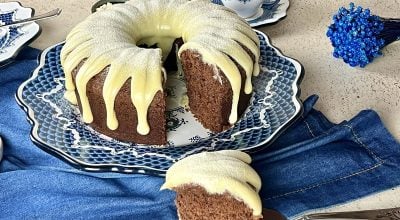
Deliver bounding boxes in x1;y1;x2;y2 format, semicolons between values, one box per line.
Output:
60;0;260;145
161;150;263;219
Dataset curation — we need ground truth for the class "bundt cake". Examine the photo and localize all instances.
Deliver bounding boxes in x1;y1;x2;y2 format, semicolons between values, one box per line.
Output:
161;150;263;220
60;0;260;145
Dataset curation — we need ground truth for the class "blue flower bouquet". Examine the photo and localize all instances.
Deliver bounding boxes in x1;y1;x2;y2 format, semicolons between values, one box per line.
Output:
327;3;400;67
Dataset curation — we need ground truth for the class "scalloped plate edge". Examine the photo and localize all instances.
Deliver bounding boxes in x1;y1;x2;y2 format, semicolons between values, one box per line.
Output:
241;30;304;152
15;30;304;175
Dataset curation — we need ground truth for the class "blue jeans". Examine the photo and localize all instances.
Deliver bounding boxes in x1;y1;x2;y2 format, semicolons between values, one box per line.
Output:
1;48;400;219
253;95;400;217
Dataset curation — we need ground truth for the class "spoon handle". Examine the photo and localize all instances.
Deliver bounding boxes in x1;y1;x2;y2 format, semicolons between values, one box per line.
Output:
302;207;400;220
0;8;62;28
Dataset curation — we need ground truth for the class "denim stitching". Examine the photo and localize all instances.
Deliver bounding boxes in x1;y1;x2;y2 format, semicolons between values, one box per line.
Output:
302;115;315;137
263;123;385;201
342;124;384;162
319;127;330;136
263;162;383;201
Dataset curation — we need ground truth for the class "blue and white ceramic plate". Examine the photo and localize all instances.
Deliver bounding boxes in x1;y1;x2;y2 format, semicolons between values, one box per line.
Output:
212;0;289;27
16;30;304;175
0;2;41;67
91;0;289;28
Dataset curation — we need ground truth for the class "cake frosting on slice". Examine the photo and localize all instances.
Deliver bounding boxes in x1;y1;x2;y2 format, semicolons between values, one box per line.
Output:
161;150;263;219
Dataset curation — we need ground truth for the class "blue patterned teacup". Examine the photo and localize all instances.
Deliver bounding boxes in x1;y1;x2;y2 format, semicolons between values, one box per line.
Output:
221;0;265;19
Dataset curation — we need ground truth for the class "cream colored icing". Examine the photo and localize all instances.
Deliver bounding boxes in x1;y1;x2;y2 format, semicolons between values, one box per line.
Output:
60;0;260;135
160;150;262;217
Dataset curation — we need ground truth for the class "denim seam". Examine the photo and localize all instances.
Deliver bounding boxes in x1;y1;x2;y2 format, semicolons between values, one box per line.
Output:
342;124;384;163
263;124;386;201
302;115;315;138
263;162;383;201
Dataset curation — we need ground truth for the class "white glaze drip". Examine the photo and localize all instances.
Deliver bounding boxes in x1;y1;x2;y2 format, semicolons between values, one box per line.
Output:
61;0;260;135
161;150;262;217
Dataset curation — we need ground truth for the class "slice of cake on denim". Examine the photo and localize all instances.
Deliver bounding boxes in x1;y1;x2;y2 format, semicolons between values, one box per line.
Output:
161;150;263;220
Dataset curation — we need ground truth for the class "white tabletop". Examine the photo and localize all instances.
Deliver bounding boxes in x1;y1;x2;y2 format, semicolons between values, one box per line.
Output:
4;0;399;214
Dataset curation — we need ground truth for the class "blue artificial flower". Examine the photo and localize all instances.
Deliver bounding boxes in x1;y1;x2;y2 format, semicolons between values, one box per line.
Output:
326;3;400;67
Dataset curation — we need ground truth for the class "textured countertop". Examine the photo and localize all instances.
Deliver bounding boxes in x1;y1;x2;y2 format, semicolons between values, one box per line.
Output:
3;0;399;215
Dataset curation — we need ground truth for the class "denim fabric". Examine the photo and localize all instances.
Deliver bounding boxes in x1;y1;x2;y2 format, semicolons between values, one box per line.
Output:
253;96;400;217
1;47;400;219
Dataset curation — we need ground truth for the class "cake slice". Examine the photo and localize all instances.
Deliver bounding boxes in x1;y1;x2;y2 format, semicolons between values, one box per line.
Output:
161;150;263;220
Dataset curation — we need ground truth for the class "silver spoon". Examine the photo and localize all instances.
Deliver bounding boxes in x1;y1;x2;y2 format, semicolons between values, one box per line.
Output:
263;207;400;220
0;8;62;28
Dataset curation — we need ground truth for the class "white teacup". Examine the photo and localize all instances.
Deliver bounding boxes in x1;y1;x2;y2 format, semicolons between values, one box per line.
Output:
221;0;264;19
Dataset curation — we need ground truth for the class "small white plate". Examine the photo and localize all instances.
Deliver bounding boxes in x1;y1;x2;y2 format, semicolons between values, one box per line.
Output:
0;2;41;67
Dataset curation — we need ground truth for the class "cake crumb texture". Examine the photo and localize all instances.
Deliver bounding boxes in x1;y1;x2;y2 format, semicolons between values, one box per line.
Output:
175;184;262;220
